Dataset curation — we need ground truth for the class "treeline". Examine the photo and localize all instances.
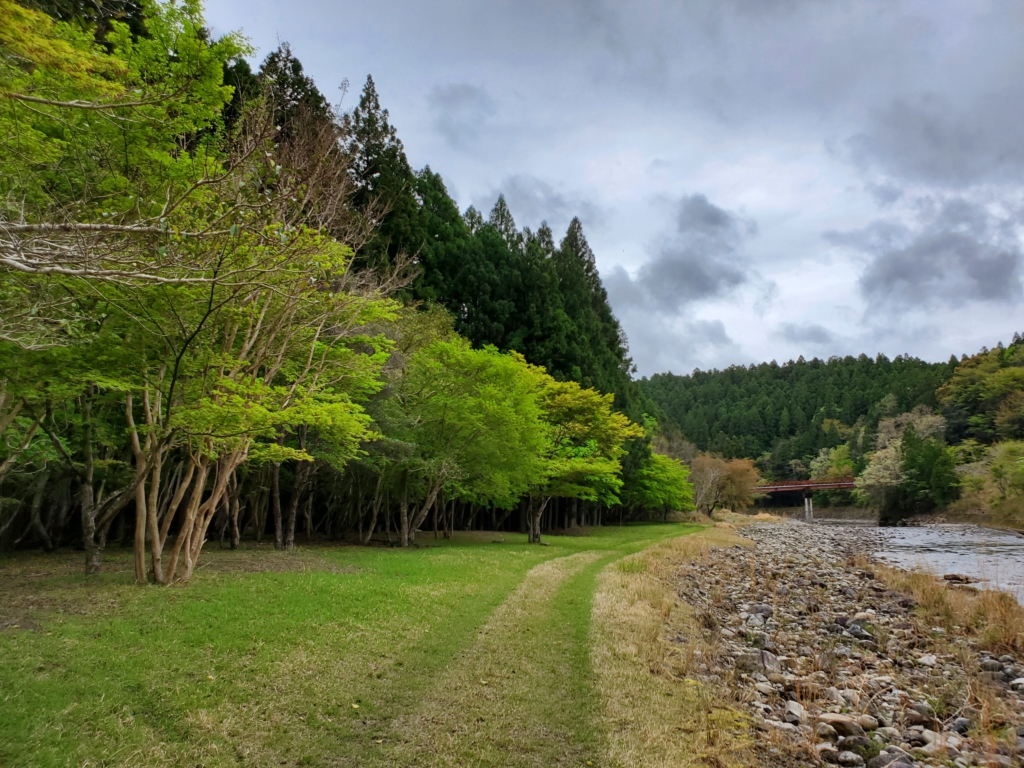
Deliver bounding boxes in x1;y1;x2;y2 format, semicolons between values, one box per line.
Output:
645;336;1024;524
642;354;957;479
0;0;693;580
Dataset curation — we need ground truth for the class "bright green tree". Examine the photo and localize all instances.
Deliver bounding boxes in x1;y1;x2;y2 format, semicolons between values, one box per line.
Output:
376;339;548;546
526;375;643;542
622;453;695;520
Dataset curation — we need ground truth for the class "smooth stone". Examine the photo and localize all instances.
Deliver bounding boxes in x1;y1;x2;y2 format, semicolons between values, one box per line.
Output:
764;719;800;736
819;713;867;738
856;714;879;731
915;740;959;759
840;735;873;751
785;699;808;723
817;722;840;741
837;751;866;767
902;710;935;728
867;754;909;768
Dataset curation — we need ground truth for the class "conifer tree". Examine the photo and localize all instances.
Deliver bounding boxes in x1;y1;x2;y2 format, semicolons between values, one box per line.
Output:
341;75;422;270
258;44;330;128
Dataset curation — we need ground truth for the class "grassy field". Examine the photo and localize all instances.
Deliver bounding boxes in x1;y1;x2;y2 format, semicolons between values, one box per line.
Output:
0;524;698;767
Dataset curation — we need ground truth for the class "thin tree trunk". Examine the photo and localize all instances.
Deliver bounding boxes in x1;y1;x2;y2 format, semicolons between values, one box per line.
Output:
361;474;384;545
271;462;283;550
229;472;242;549
0;409;43;486
28;468;52;551
399;472;410;547
530;496;551;544
285;460;311;551
409;478;443;542
79;394;102;575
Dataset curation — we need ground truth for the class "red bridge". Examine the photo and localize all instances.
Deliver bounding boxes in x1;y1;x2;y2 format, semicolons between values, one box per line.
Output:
757;479;856;494
756;478;856;521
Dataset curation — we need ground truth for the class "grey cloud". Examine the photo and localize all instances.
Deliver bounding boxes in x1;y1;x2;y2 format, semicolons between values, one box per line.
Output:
615;309;740;377
860;231;1021;305
481;175;603;233
776;322;835;346
823;220;907;253
208;0;1024;376
848;92;1024;188
608;194;754;315
427;83;496;149
833;198;1024;309
866;181;903;206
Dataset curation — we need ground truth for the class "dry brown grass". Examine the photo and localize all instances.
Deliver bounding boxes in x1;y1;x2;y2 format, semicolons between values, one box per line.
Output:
864;558;1024;654
858;556;1024;757
592;527;758;768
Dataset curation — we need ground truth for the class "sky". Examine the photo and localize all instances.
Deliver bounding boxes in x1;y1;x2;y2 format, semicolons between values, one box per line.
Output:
205;0;1024;377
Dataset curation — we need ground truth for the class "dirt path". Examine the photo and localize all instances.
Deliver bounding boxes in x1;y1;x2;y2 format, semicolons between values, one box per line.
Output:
381;550;606;767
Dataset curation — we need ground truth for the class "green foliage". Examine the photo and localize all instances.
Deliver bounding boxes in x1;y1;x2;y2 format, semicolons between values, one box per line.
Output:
533;376;644;506
642;353;955;478
991;442;1024;499
809;444;854;481
342;74;421;271
622;453;694;515
900;426;960;508
939;336;1024;443
380;339;548;509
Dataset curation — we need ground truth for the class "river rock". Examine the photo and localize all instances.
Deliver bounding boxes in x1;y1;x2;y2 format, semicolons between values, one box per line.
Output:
817;722;840;741
856;714;879;731
837;751;866;766
876;726;902;742
669;522;1024;766
819;713;867;738
785;699;808;724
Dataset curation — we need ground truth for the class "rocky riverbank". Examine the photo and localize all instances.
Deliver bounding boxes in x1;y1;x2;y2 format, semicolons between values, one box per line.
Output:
673;522;1024;767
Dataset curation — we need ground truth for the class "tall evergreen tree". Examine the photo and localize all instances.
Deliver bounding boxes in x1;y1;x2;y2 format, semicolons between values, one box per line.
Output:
341;75;422;270
258;43;331;138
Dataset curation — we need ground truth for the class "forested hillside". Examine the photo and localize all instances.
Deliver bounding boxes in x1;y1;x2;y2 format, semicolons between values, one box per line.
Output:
643;336;1024;525
642;354;957;477
0;0;688;579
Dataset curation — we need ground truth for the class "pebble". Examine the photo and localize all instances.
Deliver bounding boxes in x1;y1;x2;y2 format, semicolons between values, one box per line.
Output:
672;522;1024;767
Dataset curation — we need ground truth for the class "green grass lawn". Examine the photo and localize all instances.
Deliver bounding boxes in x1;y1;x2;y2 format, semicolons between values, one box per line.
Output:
0;524;697;767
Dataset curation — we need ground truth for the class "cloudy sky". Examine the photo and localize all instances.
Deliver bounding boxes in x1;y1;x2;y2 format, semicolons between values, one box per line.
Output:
206;0;1024;376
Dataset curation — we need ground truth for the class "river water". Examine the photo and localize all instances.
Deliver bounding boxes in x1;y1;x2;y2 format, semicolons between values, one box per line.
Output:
840;522;1024;603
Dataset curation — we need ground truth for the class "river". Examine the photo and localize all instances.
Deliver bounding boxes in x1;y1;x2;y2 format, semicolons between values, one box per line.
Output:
821;521;1024;603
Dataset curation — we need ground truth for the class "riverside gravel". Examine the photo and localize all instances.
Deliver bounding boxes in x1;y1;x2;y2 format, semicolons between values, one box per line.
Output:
674;522;1024;767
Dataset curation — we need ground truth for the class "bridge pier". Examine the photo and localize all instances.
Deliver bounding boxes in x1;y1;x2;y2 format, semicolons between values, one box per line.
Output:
804;493;814;523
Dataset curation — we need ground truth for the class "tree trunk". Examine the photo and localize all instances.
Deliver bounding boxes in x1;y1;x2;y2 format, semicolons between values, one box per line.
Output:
285;460;311;550
399;472;409;547
409;479;443;542
361;474;384;545
27;468;52;551
79;394;102;576
530;497;551;544
271;462;283;550
229;472;242;550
